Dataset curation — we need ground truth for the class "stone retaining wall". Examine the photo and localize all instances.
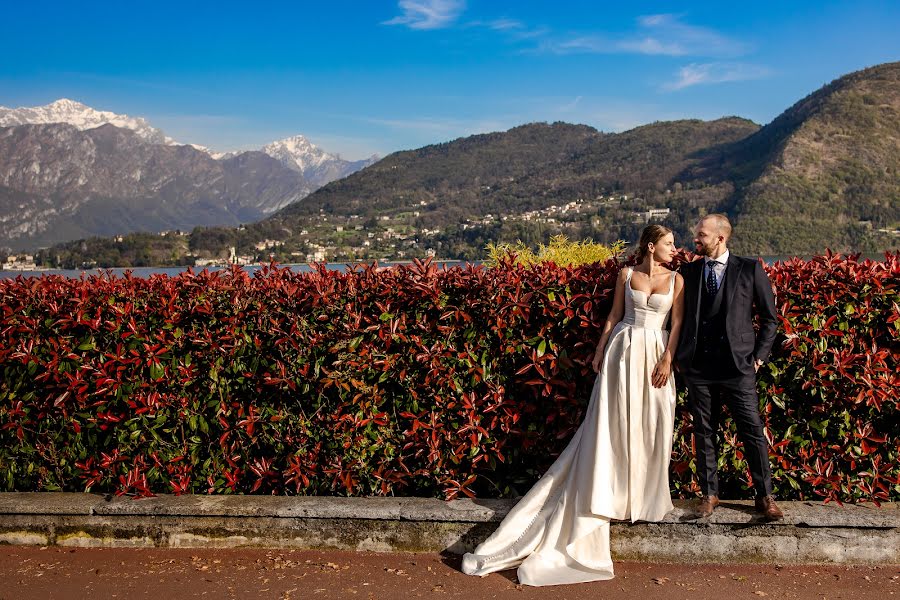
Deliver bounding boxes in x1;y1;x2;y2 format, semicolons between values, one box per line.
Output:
0;494;897;564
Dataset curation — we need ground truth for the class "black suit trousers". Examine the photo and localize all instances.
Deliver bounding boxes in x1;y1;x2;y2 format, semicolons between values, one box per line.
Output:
685;373;773;498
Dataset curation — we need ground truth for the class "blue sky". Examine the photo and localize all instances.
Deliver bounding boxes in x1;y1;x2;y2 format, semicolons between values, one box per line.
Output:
2;1;898;159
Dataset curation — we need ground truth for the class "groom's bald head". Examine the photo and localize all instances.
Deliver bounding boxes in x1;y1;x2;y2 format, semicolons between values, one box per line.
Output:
698;214;732;241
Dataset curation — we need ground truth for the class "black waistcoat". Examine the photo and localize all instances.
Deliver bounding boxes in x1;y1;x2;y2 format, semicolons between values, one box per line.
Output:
691;273;738;378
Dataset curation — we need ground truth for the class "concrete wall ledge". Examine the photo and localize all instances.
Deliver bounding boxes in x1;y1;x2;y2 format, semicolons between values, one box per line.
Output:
0;493;897;564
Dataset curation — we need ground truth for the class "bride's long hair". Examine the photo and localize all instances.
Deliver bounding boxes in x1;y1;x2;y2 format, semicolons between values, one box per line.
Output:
636;224;673;262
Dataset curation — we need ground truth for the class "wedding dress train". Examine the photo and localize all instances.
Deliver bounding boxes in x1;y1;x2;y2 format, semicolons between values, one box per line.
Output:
462;268;677;586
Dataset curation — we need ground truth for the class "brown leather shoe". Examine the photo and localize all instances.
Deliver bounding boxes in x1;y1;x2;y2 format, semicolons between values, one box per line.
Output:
696;495;719;518
755;495;784;521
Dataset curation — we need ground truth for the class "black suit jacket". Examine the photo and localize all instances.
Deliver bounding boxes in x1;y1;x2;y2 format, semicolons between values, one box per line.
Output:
675;254;778;377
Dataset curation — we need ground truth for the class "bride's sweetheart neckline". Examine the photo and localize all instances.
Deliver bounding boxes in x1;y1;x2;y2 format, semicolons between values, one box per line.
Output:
627;269;675;300
628;285;673;299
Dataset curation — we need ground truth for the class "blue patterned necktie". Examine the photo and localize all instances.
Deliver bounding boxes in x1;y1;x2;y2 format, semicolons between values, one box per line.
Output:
705;261;718;295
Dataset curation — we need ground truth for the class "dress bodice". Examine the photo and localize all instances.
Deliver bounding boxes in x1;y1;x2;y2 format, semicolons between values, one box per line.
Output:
622;268;674;330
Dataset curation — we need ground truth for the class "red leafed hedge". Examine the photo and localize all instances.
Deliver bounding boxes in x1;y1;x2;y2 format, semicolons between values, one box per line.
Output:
0;252;897;502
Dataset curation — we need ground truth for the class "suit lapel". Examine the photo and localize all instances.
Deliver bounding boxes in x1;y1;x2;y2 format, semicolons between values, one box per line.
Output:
688;259;703;327
725;254;744;308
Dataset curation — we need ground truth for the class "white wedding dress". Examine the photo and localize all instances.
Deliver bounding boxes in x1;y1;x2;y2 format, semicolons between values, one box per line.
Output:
462;268;677;586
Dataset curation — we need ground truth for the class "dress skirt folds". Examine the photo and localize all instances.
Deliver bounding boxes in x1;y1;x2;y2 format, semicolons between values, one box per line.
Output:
462;269;677;586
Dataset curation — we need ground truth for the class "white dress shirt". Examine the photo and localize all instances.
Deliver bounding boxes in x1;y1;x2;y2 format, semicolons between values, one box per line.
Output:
704;249;729;289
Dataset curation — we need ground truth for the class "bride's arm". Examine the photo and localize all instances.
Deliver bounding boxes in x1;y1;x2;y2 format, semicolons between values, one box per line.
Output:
591;269;628;373
651;273;684;388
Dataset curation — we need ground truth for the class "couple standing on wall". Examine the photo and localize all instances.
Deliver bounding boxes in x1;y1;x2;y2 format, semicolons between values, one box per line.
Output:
462;213;782;587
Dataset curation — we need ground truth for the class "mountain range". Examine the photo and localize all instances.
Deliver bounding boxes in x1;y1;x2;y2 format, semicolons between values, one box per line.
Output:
0;100;377;250
244;61;898;258
3;62;900;260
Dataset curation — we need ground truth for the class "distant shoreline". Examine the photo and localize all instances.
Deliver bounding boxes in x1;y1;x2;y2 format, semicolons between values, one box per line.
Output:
0;260;469;280
0;254;890;280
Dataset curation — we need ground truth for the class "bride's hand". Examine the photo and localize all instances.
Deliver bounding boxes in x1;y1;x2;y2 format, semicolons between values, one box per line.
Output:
591;345;605;373
652;352;672;388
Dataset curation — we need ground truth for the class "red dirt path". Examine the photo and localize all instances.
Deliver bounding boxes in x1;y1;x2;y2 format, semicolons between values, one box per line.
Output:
0;547;897;599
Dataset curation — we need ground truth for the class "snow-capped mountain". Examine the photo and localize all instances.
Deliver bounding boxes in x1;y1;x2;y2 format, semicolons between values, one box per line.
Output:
261;135;379;187
0;123;312;249
0;98;174;145
0;99;380;186
0;99;381;250
263;135;332;172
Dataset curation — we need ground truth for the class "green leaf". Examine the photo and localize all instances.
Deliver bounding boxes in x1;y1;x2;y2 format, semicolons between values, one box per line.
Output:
149;362;165;380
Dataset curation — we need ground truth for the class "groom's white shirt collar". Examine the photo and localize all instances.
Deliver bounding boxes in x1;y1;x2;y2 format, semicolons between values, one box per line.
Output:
706;249;729;267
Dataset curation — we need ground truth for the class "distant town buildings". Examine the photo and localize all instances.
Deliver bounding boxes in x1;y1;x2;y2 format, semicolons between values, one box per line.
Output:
2;255;40;270
633;207;671;223
253;239;283;251
307;247;327;262
183;193;673;264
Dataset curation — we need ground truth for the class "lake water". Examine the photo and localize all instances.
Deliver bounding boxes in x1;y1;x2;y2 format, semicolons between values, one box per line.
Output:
0;255;889;280
0;261;468;280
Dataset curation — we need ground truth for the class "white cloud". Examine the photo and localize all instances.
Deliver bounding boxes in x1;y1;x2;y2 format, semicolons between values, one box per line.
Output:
463;17;547;42
663;62;771;91
383;0;466;30
532;13;748;58
637;14;669;27
528;35;612;55
557;96;583;113
486;18;523;31
617;37;687;56
625;13;749;57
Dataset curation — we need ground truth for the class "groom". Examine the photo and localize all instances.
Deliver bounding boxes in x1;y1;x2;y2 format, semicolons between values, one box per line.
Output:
675;214;783;521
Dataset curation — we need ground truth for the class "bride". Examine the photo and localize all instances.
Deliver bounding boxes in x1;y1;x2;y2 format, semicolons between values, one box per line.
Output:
462;225;685;586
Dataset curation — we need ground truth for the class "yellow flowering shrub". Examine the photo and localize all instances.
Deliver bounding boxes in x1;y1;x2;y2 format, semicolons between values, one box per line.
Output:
486;235;625;267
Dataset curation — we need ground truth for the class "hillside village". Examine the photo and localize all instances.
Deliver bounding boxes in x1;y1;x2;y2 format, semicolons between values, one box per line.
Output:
187;194;667;266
